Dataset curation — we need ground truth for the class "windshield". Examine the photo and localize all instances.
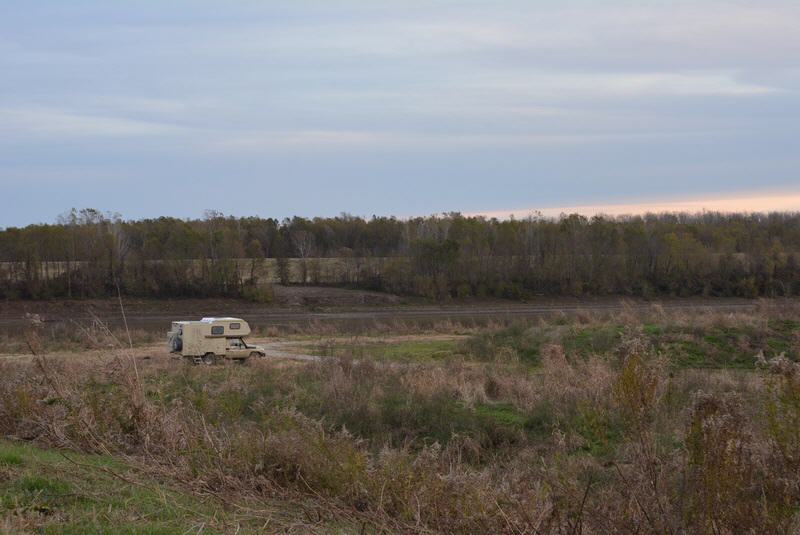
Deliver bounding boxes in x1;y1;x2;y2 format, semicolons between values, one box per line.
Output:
227;338;248;349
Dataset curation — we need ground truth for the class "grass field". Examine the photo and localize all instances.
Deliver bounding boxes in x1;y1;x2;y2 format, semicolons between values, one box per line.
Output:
1;303;799;533
309;338;461;362
0;439;366;534
0;440;238;534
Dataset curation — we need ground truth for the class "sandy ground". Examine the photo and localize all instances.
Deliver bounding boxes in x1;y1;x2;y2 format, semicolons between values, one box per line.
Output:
0;333;468;364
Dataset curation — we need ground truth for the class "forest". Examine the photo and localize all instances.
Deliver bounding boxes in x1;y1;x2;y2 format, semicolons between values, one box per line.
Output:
1;208;799;300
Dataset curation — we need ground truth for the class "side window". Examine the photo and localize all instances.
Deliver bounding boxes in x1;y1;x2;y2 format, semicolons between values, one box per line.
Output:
211;326;224;335
230;323;241;330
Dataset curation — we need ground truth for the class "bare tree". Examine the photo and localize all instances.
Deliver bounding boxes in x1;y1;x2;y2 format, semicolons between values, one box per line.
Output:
292;230;317;283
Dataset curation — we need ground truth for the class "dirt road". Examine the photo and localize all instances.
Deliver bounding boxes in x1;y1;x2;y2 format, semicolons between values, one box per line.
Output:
0;334;467;363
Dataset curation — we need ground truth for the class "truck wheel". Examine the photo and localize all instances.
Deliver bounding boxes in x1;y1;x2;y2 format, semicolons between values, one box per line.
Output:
249;351;262;359
202;353;217;365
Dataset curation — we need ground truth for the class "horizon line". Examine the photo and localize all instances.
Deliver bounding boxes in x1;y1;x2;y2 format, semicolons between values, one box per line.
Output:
468;190;800;220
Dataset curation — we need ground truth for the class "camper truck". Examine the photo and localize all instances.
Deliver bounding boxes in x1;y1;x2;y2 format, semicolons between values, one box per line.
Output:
167;317;266;364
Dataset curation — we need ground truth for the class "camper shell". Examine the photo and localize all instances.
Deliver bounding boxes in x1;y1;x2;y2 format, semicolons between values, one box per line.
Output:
167;317;265;364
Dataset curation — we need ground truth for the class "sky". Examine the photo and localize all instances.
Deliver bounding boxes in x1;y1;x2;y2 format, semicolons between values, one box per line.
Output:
1;0;799;227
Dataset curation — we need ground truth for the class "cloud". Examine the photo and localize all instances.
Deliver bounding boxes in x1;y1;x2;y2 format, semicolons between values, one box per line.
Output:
0;107;183;138
117;2;799;66
0;40;89;64
0;0;798;226
211;127;712;152
469;71;778;100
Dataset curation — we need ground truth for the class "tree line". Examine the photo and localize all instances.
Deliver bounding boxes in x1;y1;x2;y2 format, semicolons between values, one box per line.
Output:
1;208;799;300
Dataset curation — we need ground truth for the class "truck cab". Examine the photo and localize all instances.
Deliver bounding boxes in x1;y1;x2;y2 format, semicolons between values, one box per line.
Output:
167;317;266;364
225;336;259;360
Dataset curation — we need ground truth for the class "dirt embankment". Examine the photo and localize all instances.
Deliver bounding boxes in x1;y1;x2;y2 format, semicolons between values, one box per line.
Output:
0;286;400;327
271;284;401;306
0;289;785;335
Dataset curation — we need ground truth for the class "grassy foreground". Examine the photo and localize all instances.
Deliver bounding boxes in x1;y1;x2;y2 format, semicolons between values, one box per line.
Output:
1;304;799;533
0;440;357;534
0;440;236;534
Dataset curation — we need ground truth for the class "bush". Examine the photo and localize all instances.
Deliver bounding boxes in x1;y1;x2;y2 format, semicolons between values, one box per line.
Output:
685;392;795;533
463;324;543;365
241;283;273;303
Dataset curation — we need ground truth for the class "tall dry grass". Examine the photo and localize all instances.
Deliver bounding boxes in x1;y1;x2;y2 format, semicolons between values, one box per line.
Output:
1;316;799;533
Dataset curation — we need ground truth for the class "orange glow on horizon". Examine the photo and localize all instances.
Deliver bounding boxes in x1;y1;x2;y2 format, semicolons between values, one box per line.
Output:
471;191;800;219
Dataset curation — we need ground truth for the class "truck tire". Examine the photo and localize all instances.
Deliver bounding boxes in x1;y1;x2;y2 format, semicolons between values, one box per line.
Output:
202;353;217;365
250;351;262;359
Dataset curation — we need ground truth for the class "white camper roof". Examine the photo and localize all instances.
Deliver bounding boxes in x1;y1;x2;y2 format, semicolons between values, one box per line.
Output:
174;317;251;337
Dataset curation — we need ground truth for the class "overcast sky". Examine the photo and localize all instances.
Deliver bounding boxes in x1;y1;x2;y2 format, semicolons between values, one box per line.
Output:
2;0;799;227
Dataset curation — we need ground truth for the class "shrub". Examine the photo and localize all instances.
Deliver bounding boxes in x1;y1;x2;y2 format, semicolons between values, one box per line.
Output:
685;392;795;533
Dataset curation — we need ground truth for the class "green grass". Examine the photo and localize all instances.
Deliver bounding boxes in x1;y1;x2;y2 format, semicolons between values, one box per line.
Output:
568;405;625;458
158;359;534;455
651;324;797;369
311;338;460;362
0;440;277;534
460;319;799;370
371;339;458;361
667;340;710;368
768;319;800;334
474;403;527;428
643;324;663;336
0;452;23;467
561;325;623;357
462;324;545;364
